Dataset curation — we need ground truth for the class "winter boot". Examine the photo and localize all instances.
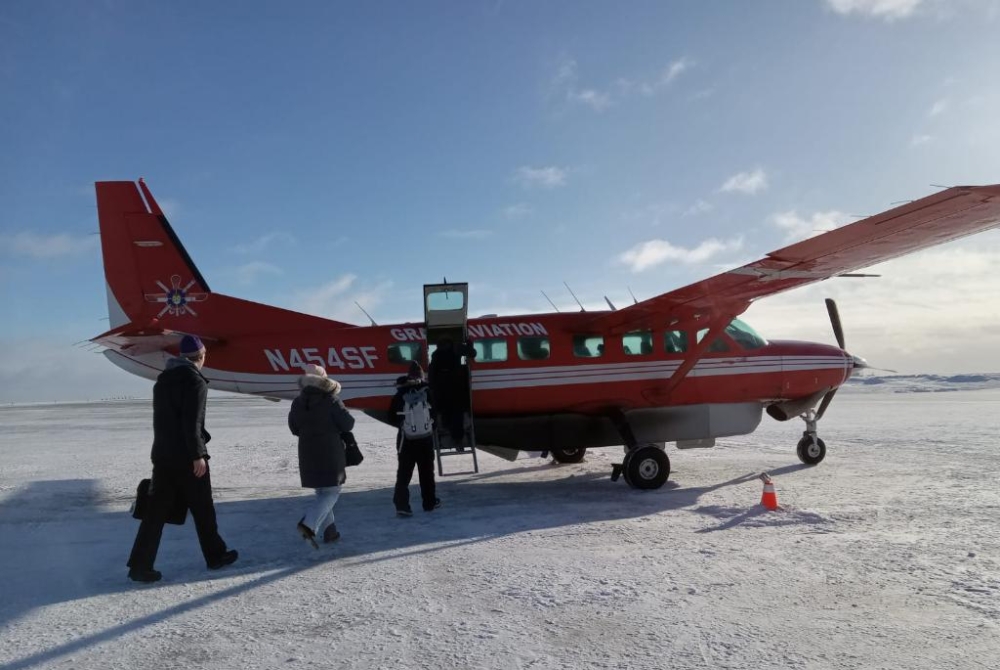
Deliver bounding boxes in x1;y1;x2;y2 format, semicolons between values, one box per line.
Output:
128;567;162;583
323;523;341;543
297;519;319;549
208;549;239;570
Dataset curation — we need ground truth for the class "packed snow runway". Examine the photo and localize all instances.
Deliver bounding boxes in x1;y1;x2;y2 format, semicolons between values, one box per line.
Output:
1;389;998;669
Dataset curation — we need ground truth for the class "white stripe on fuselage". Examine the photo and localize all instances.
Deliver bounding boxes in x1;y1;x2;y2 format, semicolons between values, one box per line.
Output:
106;350;848;400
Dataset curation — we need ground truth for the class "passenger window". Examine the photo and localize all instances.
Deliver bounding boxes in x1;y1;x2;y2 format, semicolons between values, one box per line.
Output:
572;334;604;358
623;330;653;356
664;330;688;354
517;336;550;360
387;342;423;365
472;338;508;362
696;329;731;353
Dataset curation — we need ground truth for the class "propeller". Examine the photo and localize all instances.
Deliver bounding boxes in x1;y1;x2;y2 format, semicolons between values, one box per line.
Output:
825;298;845;350
817;298;854;420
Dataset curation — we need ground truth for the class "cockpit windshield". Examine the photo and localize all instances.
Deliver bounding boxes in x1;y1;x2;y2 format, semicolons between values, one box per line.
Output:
725;318;767;349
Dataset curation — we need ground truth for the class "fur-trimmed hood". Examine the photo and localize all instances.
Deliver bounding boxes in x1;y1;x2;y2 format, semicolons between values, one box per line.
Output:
299;373;341;395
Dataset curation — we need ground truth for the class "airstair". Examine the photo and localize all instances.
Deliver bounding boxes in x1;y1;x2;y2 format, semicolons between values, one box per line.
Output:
423;282;479;476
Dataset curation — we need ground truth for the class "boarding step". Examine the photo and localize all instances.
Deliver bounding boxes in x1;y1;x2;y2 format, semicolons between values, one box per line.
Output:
434;430;479;476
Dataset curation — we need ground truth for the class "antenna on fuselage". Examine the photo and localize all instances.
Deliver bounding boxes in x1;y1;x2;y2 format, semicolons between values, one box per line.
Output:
355;302;378;326
563;281;586;312
627;286;639;305
541;290;561;313
604;296;617;311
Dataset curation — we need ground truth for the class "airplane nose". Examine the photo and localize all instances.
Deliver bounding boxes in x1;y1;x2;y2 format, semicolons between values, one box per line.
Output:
851;354;869;370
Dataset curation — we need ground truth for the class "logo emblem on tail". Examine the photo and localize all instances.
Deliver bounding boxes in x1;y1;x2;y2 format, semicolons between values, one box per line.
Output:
144;275;208;317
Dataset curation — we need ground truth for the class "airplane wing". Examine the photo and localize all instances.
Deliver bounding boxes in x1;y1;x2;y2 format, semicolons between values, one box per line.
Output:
590;184;1000;333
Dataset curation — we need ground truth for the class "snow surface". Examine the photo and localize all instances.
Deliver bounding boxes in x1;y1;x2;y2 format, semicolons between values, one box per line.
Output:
1;388;999;669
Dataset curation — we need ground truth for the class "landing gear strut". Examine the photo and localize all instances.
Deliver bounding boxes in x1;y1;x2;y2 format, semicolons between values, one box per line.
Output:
796;409;827;465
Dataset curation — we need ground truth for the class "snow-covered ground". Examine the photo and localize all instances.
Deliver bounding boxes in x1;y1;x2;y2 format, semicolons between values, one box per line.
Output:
1;388;998;669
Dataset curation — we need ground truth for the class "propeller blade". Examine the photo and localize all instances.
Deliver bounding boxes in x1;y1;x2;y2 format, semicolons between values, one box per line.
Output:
816;388;837;421
825;298;846;350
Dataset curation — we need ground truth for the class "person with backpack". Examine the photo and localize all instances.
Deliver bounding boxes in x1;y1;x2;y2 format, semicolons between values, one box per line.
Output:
288;364;355;547
389;361;440;516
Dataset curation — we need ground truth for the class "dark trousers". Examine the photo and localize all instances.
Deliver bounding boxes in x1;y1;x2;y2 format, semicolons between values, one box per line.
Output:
393;436;436;511
128;462;228;570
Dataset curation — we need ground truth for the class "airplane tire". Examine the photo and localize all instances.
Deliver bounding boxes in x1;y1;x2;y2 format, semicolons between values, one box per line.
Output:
796;436;826;465
624;445;670;489
621;450;634;486
550;447;586;464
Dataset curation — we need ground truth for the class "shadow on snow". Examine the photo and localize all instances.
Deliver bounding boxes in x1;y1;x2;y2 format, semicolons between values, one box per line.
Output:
0;461;818;669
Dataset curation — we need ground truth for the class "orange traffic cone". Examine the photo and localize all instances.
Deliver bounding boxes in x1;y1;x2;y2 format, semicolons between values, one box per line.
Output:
759;473;779;511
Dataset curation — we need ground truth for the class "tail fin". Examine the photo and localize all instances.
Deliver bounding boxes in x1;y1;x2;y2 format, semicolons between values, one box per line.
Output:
95;179;352;344
97;179;210;328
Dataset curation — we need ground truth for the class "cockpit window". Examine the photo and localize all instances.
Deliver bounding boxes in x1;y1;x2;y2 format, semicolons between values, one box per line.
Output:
725;318;767;349
696;329;731;353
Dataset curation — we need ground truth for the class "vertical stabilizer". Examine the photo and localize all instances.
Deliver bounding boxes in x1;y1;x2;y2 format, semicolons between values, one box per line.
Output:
96;180;211;326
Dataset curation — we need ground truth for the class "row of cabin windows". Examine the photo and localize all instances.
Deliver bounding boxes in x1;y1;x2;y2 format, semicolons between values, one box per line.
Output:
386;319;767;365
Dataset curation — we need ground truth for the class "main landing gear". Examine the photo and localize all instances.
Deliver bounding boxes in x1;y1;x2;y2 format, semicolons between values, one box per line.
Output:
550;447;586;464
796;409;827;465
608;410;671;489
612;444;671;489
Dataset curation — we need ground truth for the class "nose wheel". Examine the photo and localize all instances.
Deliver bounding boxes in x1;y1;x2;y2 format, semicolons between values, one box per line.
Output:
796;409;827;465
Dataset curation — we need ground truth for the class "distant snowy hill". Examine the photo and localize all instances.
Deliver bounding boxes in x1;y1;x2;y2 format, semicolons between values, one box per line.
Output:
844;372;1000;393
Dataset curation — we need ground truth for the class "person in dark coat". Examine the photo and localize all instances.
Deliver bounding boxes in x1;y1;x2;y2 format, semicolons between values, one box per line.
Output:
427;338;472;446
127;335;237;583
288;364;355;547
390;361;439;516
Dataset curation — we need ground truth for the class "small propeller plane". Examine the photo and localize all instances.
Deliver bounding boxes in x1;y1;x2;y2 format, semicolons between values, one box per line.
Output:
92;179;1000;489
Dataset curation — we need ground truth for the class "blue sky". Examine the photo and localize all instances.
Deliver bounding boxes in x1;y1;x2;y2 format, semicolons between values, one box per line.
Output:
3;0;1000;401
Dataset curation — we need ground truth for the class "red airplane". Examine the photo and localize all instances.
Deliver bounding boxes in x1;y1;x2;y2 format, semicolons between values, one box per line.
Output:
91;179;1000;489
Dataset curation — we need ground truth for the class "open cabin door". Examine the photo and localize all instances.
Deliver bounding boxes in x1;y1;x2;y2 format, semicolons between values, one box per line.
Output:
423;282;479;474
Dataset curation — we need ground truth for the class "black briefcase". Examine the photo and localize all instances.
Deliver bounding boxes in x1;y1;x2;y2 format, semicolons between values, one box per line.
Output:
131;478;188;525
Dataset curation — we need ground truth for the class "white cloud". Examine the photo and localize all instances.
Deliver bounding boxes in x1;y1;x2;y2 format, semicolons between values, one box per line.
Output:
553;55;692;111
928;97;950;117
0;231;99;259
720;168;769;195
291;274;394;324
910;133;934;146
661;57;693;85
231;232;296;254
772;210;851;242
231;261;282;286
568;88;613;112
684;199;714;216
439;229;493;240
503;203;533;219
514;166;568;189
825;0;923;20
618;236;743;273
742;236;1000;374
